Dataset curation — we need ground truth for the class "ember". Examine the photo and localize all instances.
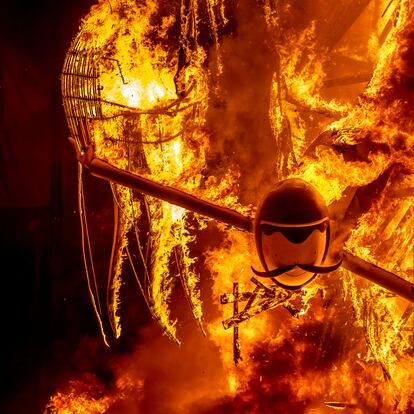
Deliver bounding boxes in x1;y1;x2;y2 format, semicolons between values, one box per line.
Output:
47;0;414;412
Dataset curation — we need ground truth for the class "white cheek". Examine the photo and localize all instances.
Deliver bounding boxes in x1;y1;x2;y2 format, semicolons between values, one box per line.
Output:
261;230;327;269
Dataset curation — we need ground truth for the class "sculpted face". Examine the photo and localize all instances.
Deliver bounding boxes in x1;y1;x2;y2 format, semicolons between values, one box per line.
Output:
253;178;337;289
260;219;329;288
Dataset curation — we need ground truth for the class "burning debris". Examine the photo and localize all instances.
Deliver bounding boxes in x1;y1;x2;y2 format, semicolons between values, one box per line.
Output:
220;277;316;364
48;0;414;412
44;373;143;414
220;278;297;331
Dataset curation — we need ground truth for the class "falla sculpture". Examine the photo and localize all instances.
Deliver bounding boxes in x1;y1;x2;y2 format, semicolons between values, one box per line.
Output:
62;0;414;364
70;138;414;303
50;4;414;412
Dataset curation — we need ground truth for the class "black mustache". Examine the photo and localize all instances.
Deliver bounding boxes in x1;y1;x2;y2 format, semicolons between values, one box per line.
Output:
251;260;343;278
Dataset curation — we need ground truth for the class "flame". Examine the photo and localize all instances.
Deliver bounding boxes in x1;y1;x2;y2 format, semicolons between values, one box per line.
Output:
293;0;414;409
45;372;143;414
56;0;414;412
64;0;216;342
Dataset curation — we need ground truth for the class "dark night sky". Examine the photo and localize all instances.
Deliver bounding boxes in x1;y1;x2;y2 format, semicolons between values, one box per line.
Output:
0;1;104;412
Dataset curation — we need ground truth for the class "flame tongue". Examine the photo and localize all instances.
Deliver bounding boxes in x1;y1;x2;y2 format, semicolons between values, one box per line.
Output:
54;0;414;412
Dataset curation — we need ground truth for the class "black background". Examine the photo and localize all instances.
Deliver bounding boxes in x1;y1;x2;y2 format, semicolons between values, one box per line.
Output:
1;1;101;412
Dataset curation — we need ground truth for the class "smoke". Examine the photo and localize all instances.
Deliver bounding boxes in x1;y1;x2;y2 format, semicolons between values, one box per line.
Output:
42;1;414;413
205;0;277;205
43;287;397;414
110;324;227;413
45;311;232;413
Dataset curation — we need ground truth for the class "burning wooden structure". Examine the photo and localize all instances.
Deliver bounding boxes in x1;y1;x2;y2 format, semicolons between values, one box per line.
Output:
47;0;414;412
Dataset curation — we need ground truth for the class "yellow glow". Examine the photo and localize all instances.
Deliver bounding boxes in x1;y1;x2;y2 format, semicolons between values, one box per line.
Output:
59;0;414;411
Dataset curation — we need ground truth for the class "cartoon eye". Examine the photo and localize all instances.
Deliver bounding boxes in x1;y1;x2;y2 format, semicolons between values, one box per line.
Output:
261;220;328;243
280;221;328;244
314;220;328;232
261;223;278;236
279;227;315;244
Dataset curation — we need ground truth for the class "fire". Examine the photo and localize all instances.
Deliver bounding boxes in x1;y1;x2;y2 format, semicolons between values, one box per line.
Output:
52;0;414;412
45;372;143;414
294;0;414;409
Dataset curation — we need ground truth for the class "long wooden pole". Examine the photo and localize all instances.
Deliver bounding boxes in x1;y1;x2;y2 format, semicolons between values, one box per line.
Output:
87;156;414;303
89;158;254;233
342;252;414;303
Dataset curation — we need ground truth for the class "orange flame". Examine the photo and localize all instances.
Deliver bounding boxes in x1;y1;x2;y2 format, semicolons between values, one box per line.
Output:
55;0;414;412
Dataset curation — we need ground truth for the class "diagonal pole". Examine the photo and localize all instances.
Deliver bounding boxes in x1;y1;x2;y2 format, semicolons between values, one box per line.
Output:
72;141;414;304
